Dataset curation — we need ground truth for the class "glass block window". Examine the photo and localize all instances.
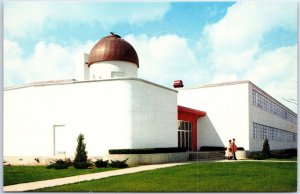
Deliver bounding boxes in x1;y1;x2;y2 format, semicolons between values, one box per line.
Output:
253;122;297;142
252;89;297;124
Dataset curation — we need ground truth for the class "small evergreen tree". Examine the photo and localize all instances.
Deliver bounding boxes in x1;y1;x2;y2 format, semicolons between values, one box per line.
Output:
262;138;271;158
73;133;89;169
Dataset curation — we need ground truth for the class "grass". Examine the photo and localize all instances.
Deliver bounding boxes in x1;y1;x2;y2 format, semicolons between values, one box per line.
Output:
266;156;297;161
35;161;297;192
4;166;116;186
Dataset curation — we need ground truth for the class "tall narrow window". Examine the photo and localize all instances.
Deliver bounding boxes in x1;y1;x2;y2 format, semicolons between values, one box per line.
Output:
178;120;192;151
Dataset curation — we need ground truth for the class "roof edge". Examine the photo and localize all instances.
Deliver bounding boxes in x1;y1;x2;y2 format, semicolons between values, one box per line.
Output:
4;78;177;93
179;80;251;90
178;105;206;117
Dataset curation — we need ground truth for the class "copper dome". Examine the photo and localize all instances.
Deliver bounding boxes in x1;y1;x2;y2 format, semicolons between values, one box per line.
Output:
88;34;139;67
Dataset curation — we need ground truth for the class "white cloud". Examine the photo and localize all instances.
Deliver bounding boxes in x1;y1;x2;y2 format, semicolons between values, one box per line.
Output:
246;45;297;112
200;1;296;71
4;33;204;88
245;46;297;84
211;73;238;83
4;39;94;86
198;2;297;112
4;2;170;38
4;1;297;112
125;34;206;87
4;39;23;70
4;40;24;86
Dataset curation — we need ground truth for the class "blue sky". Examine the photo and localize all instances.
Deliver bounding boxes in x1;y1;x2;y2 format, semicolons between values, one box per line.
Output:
3;1;297;112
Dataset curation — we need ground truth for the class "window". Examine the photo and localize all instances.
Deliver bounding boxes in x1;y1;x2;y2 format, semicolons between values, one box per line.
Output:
53;125;67;156
178;120;192;151
253;122;296;142
252;89;297;124
111;71;124;78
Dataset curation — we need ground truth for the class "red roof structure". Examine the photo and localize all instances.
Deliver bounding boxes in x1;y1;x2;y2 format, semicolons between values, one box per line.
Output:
88;33;139;67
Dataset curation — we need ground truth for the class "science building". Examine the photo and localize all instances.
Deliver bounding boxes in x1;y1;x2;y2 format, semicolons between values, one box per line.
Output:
4;33;297;165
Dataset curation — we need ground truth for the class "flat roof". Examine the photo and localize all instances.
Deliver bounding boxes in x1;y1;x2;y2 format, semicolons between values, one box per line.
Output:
4;78;178;93
179;80;252;90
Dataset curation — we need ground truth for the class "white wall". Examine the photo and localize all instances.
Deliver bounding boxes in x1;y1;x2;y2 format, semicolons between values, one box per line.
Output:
178;82;250;150
130;79;178;148
248;83;297;151
89;61;137;80
4;78;177;160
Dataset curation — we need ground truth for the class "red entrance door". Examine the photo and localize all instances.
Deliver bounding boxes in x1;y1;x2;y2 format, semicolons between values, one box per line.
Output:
178;106;206;151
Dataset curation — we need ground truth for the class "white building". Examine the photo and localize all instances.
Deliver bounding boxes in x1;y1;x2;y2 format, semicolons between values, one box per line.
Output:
4;34;180;165
3;33;297;165
178;81;297;152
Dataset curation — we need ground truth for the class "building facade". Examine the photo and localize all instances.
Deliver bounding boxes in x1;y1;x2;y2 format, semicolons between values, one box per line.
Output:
4;78;178;159
178;81;297;152
3;33;297;165
4;34;181;165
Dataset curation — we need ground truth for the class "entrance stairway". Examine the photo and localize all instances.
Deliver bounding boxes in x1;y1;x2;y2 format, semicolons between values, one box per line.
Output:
189;151;226;161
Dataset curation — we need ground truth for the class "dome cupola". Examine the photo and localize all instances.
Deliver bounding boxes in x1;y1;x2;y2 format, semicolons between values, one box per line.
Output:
87;33;139;80
88;33;139;67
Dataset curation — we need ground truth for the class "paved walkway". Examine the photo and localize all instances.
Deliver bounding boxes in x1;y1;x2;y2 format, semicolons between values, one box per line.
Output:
3;162;192;192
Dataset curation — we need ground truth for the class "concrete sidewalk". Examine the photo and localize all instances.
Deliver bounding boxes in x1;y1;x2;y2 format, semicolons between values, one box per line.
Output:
3;162;191;192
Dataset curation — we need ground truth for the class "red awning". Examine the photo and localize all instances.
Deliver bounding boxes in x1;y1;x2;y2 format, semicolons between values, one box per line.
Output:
177;105;206;151
178;105;206;118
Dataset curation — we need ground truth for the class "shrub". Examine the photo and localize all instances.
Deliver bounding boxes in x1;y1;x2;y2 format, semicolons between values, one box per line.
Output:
73;160;93;169
250;153;268;160
95;159;108;168
109;159;128;168
65;158;72;166
262;138;271;158
73;134;91;169
199;146;245;151
46;159;69;170
109;147;186;154
199;146;226;151
280;148;297;157
273;154;293;159
273;148;297;159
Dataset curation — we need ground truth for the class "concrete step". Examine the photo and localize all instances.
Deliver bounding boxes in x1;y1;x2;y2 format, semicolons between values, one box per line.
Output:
189;151;226;161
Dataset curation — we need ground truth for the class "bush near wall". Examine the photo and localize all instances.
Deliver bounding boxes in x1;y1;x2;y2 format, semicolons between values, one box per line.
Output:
272;148;297;159
109;159;128;168
199;146;245;151
248;148;297;160
46;159;70;170
94;159;109;168
109;147;186;154
94;159;128;168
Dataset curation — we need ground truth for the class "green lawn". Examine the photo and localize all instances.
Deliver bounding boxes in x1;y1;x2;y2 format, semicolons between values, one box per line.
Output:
4;166;116;186
35;161;297;192
266;157;297;161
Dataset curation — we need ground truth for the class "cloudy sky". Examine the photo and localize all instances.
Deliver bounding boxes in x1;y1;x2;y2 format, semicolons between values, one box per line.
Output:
3;1;297;112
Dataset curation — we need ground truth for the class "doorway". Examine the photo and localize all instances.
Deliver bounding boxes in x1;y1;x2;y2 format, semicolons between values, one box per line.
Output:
178;120;192;151
53;125;67;156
